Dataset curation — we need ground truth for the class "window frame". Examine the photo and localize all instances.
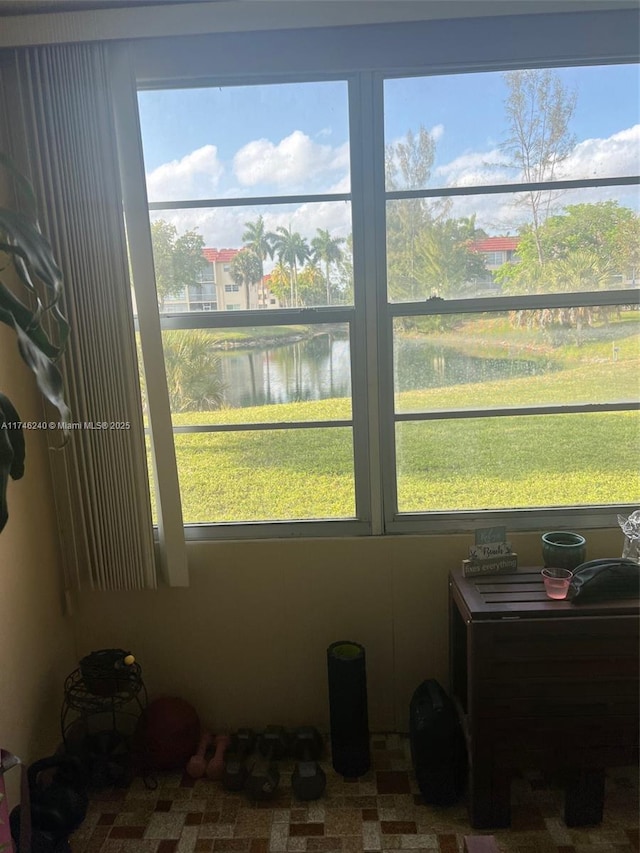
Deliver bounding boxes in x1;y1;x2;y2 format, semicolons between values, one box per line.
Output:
127;70;376;540
115;10;640;542
375;65;639;533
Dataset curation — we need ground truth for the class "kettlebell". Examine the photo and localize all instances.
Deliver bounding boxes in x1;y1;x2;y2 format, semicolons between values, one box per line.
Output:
28;755;88;839
10;805;72;853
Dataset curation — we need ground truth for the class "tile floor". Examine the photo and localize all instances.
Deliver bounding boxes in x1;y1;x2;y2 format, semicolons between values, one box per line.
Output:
69;735;639;853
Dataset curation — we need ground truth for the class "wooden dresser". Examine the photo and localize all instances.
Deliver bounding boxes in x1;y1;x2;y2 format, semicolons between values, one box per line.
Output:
448;566;639;829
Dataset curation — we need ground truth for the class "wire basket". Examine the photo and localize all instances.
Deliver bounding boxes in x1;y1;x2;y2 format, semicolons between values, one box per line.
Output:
79;649;138;697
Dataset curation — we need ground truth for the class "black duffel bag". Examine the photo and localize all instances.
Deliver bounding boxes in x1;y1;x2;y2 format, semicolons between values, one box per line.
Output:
567;558;640;603
409;679;467;806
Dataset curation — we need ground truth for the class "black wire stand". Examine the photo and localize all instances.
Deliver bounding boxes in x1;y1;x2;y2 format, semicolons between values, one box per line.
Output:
61;665;147;788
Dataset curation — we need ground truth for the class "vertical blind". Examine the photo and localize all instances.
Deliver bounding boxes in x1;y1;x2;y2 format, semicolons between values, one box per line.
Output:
7;42;158;590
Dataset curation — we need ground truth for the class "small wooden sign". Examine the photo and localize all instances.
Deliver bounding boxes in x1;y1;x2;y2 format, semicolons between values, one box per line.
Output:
469;541;513;560
475;526;507;546
462;554;518;577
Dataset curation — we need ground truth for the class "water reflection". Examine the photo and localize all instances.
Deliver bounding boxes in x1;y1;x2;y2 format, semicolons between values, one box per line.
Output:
219;333;352;408
218;333;550;408
394;338;552;393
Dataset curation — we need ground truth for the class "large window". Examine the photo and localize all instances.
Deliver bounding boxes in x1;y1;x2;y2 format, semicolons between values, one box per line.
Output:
382;65;639;530
127;19;640;539
134;80;365;537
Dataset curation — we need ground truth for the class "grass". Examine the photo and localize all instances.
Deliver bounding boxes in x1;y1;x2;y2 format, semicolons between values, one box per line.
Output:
152;313;640;523
205;325;314;347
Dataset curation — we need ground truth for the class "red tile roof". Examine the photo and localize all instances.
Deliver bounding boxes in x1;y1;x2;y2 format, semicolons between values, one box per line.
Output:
470;236;520;252
202;248;239;263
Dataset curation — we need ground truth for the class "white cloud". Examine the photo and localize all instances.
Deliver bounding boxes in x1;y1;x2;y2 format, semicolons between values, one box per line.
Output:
233;130;349;190
146;145;224;203
434;124;640;232
431;124;445;142
148;125;639;245
150;199;352;253
266;202;351;244
435;147;513;188
436;125;640;191
556;124;640;179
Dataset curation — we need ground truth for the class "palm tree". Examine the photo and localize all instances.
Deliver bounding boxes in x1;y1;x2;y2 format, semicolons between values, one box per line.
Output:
548;248;613;327
162;330;227;412
311;228;345;305
230;249;262;310
242;215;274;308
271;226;310;307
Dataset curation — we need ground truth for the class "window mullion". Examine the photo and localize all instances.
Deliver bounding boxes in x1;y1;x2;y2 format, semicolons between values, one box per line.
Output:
159;306;354;331
172;420;354;434
385;174;639;202
149;191;351;210
368;72;399;534
396;402;640;422
389;289;640;317
350;71;386;534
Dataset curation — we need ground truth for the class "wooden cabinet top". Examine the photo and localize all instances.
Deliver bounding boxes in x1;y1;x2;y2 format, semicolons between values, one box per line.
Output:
449;565;640;621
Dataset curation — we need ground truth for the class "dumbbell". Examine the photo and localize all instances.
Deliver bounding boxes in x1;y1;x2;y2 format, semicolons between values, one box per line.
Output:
186;731;212;778
222;729;256;791
206;734;231;780
291;727;326;801
246;726;289;800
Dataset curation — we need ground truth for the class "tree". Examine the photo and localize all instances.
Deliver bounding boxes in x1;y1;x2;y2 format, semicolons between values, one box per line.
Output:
242;215;274;308
501;69;577;265
548;247;613;294
230;249;262;309
496;202;637;294
385;125;436;191
162;330;227;412
311;228;345;305
385;125;452;301
266;261;291;306
336;233;354;304
614;215;640;286
271;226;310;307
150;219;206;310
415;216;488;298
297;262;325;307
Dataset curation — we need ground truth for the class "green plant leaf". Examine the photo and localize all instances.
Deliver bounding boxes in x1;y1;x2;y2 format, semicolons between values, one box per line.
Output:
0;391;25;534
0;392;25;480
0;208;64;304
0;280;63;360
13;319;70;423
0;150;37;221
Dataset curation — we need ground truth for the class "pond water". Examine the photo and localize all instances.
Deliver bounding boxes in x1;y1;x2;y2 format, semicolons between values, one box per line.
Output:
218;332;550;408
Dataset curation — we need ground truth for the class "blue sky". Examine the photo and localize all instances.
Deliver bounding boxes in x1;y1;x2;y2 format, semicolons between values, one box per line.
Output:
138;62;639;247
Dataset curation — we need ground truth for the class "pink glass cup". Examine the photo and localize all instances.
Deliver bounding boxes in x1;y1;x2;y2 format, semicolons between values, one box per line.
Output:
541;567;573;600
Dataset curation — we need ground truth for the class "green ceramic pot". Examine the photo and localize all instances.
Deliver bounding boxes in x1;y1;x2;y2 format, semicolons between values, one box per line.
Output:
541;531;587;571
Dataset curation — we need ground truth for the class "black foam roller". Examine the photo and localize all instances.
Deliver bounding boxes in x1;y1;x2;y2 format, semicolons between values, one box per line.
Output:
327;640;370;778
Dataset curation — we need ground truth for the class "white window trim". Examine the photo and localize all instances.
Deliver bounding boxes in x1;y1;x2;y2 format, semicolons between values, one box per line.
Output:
111;46;189;582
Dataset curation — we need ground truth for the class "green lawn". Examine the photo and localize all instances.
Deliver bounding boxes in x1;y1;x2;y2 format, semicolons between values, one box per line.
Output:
153;313;640;523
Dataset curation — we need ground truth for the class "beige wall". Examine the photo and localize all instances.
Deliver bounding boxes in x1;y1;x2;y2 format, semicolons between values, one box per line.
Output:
0;331;77;805
73;526;624;736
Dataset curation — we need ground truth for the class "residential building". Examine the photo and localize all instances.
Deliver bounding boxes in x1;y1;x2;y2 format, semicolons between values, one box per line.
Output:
203;247;241;311
163;248;281;312
470;235;520;271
